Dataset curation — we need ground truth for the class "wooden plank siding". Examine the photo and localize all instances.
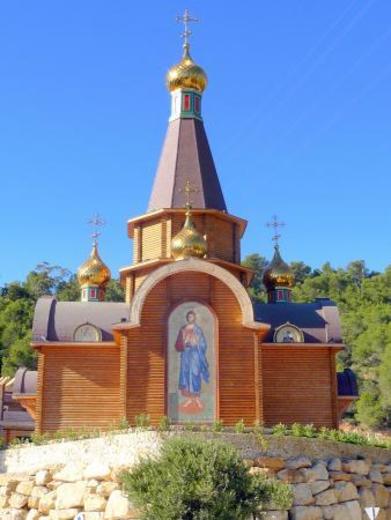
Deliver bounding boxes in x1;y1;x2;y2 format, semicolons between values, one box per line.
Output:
124;272;257;426
261;346;336;428
211;279;256;424
141;221;163;262
135;213;238;265
40;347;121;432
35;353;45;433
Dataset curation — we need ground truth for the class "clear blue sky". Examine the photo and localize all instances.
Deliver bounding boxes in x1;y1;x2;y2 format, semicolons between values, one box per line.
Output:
1;0;390;284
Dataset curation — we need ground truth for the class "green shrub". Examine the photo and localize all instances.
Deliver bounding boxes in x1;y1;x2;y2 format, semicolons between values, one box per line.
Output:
234;419;246;434
118;416;130;430
211;419;224;432
271;423;289;436
157;416;171;432
184;421;196;432
300;423;316;438
121;436;292;520
290;422;303;437
135;413;151;429
30;432;51;445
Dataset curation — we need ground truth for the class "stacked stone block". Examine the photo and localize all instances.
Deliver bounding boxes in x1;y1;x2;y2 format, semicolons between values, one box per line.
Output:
0;452;390;519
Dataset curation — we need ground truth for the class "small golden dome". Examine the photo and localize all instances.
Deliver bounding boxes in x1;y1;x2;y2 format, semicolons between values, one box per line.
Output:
166;44;207;93
77;243;111;288
263;245;295;290
171;206;207;260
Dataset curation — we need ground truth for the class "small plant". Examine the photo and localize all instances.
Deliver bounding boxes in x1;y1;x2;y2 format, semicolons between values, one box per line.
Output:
211;419;224;432
184;421;196;432
271;423;289;437
234;419;246;433
157;416;171;432
135;413;151;429
317;426;330;441
290;422;304;437
9;437;25;448
302;423;317;438
121;436;292;520
253;420;264;434
254;431;269;451
30;432;51;445
62;428;80;441
291;423;316;438
118;416;130;431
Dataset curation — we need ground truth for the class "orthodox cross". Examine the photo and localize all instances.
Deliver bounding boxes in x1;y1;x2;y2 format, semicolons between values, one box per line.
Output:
88;213;106;245
179;178;199;208
266;215;285;247
176;8;199;46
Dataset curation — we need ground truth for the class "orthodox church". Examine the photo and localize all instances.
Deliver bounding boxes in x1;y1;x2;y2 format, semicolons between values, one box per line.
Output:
23;24;358;434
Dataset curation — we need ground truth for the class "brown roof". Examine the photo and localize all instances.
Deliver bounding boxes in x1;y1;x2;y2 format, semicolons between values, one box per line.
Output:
32;296;130;342
148;118;227;211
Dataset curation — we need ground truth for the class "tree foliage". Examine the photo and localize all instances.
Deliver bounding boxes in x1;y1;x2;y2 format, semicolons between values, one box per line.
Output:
121;436;292;520
242;254;391;429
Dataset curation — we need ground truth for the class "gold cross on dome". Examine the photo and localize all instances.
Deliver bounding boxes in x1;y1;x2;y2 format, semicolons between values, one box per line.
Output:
266;215;285;246
179;178;199;208
88;213;106;245
176;8;199;46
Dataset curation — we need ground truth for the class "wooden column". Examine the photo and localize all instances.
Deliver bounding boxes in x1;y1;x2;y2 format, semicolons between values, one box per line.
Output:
254;334;260;424
329;349;339;428
119;334;128;421
35;352;45;434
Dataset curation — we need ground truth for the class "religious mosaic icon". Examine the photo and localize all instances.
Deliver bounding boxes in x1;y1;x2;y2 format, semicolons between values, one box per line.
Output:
73;323;101;342
167;302;216;423
274;322;304;343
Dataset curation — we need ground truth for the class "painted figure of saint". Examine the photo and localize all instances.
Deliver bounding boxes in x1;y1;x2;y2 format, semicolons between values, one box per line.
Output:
175;310;209;412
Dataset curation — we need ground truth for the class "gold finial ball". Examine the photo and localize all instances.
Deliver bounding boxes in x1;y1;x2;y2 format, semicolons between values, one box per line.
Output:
77;243;111;288
171;209;207;260
263;246;295;290
166;45;208;93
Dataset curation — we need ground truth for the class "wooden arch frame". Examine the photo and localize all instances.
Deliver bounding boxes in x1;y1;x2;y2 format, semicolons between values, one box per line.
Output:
114;257;269;334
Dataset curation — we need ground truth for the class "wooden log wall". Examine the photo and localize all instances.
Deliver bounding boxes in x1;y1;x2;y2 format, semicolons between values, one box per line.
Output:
261;346;336;428
39;346;121;432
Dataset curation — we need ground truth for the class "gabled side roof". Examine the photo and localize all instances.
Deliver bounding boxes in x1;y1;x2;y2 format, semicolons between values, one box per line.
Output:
254;299;342;344
32;296;130;342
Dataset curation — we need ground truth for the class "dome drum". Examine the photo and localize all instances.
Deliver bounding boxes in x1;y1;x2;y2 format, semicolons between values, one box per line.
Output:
263;245;295;304
77;243;111;302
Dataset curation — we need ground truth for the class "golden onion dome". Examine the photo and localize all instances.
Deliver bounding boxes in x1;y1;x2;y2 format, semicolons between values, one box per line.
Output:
166;44;207;93
263;245;295;290
77;243;111;288
171;206;207;260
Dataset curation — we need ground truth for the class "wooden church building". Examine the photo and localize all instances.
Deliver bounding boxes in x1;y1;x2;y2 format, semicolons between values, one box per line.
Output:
29;30;357;434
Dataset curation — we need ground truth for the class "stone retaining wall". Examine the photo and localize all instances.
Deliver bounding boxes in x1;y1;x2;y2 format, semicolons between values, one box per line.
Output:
2;432;391;475
0;433;390;519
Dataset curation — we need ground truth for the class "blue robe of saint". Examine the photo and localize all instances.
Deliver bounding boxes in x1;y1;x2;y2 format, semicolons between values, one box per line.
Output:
175;323;209;396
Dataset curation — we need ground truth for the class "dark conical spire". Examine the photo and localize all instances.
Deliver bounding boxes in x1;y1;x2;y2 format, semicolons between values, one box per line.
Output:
148;119;227;211
147;40;227;212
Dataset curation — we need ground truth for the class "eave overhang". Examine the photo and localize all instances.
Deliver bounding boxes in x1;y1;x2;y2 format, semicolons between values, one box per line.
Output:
261;343;345;351
127;208;247;239
32;341;119;350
